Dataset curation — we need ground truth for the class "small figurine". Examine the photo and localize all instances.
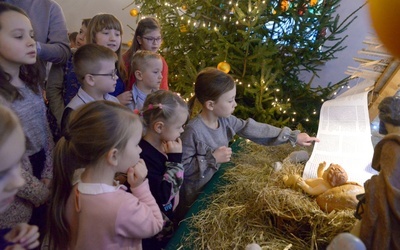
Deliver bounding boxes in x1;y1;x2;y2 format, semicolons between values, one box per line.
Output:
283;162;364;212
297;161;348;196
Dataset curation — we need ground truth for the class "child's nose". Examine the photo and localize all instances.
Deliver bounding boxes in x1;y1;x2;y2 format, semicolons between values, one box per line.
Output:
27;37;35;47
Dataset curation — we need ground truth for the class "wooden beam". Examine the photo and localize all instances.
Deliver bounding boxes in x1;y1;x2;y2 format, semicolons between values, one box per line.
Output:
368;60;400;121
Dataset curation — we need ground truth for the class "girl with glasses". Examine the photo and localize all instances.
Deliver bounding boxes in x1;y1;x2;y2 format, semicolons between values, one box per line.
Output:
123;17;169;92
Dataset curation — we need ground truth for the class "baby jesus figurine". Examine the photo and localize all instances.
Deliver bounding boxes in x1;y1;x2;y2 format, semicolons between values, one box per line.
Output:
296;161;348;196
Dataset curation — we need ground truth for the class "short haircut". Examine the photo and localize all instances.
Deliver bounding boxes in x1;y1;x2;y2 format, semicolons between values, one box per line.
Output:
69;31;78;43
131;50;162;73
73;43;117;81
81;18;91;28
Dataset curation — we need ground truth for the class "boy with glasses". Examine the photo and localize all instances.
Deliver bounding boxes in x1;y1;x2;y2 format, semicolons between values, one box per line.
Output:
61;44;120;132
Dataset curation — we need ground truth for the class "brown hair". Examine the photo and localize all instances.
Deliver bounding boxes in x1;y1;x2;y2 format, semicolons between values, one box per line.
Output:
81;18;91;28
86;14;127;82
0;3;43;102
141;90;188;128
188;67;235;116
125;17;161;61
47;100;142;249
73;43;117;81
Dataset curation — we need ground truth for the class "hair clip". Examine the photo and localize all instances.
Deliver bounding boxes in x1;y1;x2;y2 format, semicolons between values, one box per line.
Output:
148;104;154;110
133;109;142;116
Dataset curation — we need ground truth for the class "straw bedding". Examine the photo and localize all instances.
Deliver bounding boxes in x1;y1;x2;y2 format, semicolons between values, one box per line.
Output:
181;140;357;250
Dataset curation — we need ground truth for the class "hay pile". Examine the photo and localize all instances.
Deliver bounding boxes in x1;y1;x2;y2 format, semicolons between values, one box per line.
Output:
181;141;357;250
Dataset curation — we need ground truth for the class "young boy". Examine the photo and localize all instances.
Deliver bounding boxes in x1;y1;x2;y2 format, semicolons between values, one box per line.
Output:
61;43;119;132
127;50;163;111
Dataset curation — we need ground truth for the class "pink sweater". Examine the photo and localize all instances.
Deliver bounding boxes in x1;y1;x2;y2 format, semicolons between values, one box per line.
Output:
66;179;163;250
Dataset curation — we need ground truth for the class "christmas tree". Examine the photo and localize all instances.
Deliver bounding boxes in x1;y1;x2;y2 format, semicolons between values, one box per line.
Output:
126;0;362;133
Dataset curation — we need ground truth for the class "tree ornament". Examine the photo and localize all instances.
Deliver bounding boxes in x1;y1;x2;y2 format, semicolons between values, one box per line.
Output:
181;5;188;11
129;8;139;17
281;0;290;12
310;0;318;7
369;0;400;58
317;27;327;39
127;40;133;47
217;61;231;74
179;24;188;33
298;5;307;16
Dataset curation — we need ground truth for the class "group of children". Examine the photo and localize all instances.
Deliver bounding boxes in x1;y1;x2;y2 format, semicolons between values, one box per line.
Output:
0;2;319;249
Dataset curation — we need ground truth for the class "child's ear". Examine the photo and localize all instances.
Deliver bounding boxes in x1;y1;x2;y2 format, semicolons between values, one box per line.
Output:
204;100;214;111
83;74;96;87
134;70;143;80
106;148;119;167
153;121;164;134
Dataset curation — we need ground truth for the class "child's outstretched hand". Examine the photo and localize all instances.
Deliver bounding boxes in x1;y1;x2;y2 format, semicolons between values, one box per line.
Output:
296;133;320;146
4;223;40;249
163;138;183;154
127;159;148;188
213;146;232;164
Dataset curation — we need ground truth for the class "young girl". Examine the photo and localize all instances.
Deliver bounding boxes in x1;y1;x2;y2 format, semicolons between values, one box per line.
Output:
176;67;320;220
139;90;188;249
86;13;132;105
123;17;169;91
0;105;40;250
48;101;163;249
0;2;52;235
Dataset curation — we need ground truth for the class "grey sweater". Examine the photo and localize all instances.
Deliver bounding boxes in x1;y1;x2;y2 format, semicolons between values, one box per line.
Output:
0;86;53;228
176;115;299;219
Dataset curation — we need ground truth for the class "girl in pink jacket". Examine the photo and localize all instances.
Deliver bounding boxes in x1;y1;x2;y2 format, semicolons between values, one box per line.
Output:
47;101;163;250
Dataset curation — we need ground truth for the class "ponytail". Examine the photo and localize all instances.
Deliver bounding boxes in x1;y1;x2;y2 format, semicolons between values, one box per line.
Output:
47;137;75;249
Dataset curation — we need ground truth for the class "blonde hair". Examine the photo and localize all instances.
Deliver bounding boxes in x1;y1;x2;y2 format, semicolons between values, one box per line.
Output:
130;50;162;79
86;13;127;82
73;43;117;81
48;101;142;249
141;90;188;128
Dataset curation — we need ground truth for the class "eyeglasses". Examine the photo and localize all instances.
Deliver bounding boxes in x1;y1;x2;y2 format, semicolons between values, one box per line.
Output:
89;68;118;80
142;36;162;43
